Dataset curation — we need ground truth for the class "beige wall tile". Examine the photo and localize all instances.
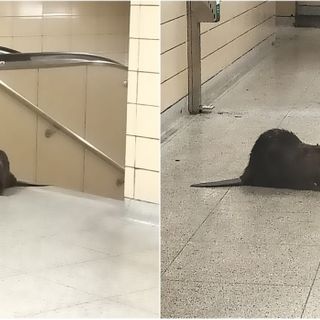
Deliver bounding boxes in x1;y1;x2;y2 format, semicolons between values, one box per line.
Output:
70;35;97;52
201;1;274;59
0;92;37;182
134;169;159;203
0;37;13;48
0;2;13;17
43;16;71;36
100;53;127;66
137;72;160;106
71;2;98;16
71;16;97;35
0;1;131;200
86;66;127;165
276;1;295;16
12;36;42;52
138;39;160;73
43;2;72;16
37;118;84;191
95;34;129;53
96;2;129;17
38;66;86;136
13;17;43;37
84;151;124;200
161;1;275;113
125;135;136;167
135;137;159;171
161;43;187;82
136;105;160;139
0;17;12;37
97;14;129;35
42;35;71;51
201;16;275;83
126;103;137;136
161;15;186;53
161;69;188;112
12;2;43;17
161;1;186;24
0;69;38;104
124;166;134;198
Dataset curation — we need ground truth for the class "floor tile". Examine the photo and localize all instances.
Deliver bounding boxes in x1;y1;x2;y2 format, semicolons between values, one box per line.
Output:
109;287;160;316
33;299;152;318
0;274;96;317
39;256;158;299
164;241;320;286
161;280;308;318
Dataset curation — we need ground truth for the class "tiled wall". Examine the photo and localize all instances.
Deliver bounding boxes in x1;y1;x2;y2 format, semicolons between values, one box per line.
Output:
0;1;129;65
276;1;296;16
0;1;130;199
124;1;160;204
161;1;187;113
161;1;276;113
0;65;127;200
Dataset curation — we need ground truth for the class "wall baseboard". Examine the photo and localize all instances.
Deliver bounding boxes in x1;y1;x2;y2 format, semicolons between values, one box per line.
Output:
276;16;295;26
295;15;320;28
161;33;275;141
201;33;275;107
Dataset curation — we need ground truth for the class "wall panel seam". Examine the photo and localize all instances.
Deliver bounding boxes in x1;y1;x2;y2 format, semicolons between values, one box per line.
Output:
200;1;267;35
161;41;185;55
202;32;275;87
161;13;186;25
161;31;275;114
161;67;187;85
201;15;274;61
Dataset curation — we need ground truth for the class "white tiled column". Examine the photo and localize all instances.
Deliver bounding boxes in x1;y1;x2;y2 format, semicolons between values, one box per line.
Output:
125;1;160;204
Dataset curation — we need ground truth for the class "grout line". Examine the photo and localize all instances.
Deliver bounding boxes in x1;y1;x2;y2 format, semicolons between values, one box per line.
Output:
301;260;320;317
126;134;159;141
201;1;267;35
128;69;159;75
130;36;160;41
161;14;186;26
161;41;186;56
125;165;159;173
201;15;274;61
161;67;187;85
200;1;267;36
161;32;274;114
162;188;230;275
163;278;311;288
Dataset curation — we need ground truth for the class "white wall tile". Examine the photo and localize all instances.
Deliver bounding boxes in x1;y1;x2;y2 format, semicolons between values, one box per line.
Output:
125;135;136;167
135;137;160;172
134;169;159;203
137;72;160;106
124;167;135;199
136;105;160;139
138;39;160;73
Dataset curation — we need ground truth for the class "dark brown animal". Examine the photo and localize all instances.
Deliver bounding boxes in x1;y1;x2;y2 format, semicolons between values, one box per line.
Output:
0;150;45;194
191;128;320;191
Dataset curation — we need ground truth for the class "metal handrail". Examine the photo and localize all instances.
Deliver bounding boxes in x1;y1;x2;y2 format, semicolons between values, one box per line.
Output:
0;80;125;173
0;52;128;70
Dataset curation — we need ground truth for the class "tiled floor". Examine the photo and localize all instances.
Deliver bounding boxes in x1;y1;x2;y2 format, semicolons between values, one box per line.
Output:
0;186;159;317
161;27;320;317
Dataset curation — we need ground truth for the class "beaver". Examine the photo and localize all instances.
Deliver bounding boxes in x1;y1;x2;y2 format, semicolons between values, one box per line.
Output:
0;150;45;194
191;128;320;191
